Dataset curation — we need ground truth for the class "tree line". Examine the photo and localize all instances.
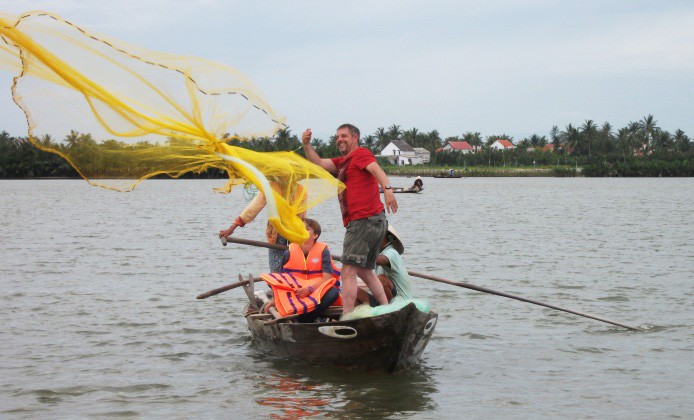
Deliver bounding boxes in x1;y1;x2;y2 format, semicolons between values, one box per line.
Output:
1;114;692;178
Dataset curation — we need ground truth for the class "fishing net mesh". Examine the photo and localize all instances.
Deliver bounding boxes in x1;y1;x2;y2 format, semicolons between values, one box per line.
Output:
0;11;342;243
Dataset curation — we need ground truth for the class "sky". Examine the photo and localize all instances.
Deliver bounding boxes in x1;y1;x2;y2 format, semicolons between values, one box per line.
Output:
1;0;693;143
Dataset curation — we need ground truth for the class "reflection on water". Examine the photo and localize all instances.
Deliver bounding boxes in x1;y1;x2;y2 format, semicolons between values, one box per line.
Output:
253;356;437;418
256;374;331;419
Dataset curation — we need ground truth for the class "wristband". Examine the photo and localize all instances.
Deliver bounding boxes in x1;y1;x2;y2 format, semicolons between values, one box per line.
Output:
234;217;246;227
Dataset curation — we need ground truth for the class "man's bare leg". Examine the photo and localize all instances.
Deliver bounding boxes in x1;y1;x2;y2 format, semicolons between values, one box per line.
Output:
340;264;358;315
357;267;388;305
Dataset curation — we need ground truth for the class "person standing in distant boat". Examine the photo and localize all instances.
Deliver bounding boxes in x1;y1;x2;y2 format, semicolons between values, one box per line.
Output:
302;123;397;316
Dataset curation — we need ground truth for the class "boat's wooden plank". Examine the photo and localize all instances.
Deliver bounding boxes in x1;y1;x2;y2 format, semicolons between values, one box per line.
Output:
247;313;273;319
322;307;343;317
240;273;257;305
264;313;300;325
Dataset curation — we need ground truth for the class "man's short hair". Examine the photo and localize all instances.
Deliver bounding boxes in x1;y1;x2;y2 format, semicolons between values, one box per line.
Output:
305;218;321;238
337;123;360;139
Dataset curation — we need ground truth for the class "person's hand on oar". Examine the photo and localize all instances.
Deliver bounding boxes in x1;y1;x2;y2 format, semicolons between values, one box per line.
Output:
219;221;239;240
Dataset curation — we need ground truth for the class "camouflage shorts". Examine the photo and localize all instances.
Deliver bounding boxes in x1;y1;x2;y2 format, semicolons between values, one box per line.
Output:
342;212;387;269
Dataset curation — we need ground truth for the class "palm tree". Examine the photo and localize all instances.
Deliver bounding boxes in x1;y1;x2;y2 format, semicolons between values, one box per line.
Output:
373;127;389;151
462;131;482;147
64;130;82;149
310;137;324;149
615;128;634;161
560;124;580;155
638;114;659;153
403;127;419;147
273;128;300;151
652;130;673;152
0;130;11;143
673;129;691;152
580;119;598;156
529;134;547;147
426;129;442;151
362;134;376;152
101;139;128;149
387;124;402;141
595;122;613;155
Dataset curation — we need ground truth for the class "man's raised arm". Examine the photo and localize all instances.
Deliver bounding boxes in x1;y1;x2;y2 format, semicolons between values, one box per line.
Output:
302;128;337;174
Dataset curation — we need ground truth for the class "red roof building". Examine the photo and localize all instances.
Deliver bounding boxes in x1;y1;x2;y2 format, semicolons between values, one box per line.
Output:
441;141;474;154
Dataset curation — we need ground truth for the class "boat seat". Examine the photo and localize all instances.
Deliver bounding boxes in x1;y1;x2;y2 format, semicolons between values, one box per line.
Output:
322;307;343;317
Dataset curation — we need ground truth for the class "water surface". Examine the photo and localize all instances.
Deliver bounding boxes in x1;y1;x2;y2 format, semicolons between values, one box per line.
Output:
1;178;692;418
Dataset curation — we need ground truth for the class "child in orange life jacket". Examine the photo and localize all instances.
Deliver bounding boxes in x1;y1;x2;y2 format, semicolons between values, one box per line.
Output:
263;218;340;323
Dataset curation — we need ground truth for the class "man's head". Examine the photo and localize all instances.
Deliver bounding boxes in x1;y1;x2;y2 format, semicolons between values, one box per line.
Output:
336;123;360;156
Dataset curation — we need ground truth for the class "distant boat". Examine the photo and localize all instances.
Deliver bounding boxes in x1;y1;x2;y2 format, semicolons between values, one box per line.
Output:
380;187;423;194
433;173;463;178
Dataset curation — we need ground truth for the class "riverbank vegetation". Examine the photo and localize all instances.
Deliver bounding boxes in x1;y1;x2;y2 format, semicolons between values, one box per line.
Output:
1;115;691;178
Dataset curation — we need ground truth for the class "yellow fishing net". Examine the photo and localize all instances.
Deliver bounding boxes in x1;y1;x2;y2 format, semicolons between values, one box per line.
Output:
0;11;343;243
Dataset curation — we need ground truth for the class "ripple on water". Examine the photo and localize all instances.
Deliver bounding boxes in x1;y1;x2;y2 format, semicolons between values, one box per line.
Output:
573;347;613;354
598;295;630;302
459;332;498;340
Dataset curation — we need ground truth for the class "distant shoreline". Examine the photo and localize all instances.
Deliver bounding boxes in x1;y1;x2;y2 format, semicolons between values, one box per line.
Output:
384;166;575;177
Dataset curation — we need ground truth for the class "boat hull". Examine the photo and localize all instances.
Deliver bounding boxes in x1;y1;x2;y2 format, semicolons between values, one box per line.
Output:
246;303;437;373
379;187;421;193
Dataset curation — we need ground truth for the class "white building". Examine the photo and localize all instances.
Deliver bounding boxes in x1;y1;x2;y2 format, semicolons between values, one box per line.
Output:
490;139;515;150
379;140;423;165
413;147;431;164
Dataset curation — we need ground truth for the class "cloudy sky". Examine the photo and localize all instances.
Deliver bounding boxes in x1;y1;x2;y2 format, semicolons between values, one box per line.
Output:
2;0;693;142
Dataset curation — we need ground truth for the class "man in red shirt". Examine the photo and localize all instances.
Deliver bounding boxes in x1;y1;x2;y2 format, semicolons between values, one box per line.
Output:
302;124;398;316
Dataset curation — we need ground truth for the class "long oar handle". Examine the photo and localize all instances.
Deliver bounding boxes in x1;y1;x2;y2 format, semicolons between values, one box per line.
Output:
222;235;347;261
197;276;261;299
221;235;288;250
408;270;641;331
220;236;641;331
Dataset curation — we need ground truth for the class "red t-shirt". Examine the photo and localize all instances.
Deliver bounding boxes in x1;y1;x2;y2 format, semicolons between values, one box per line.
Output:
330;147;384;226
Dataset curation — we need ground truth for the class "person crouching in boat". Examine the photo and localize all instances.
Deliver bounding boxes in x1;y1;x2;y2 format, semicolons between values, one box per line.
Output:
412;176;423;191
357;224;412;305
261;218;341;323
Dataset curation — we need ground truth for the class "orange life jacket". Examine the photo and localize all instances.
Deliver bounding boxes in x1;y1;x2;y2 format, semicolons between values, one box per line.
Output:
260;242;341;317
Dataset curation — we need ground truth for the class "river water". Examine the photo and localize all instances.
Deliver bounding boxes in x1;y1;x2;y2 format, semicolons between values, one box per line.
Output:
1;177;692;418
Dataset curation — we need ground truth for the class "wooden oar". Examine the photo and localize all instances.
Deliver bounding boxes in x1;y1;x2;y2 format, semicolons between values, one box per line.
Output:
196;278;254;299
407;270;641;331
218;235;642;331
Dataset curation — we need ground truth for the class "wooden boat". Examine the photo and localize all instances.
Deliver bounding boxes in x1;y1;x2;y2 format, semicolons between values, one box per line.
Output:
433;173;463;178
240;276;438;372
379;187;423;194
246;303;437;372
